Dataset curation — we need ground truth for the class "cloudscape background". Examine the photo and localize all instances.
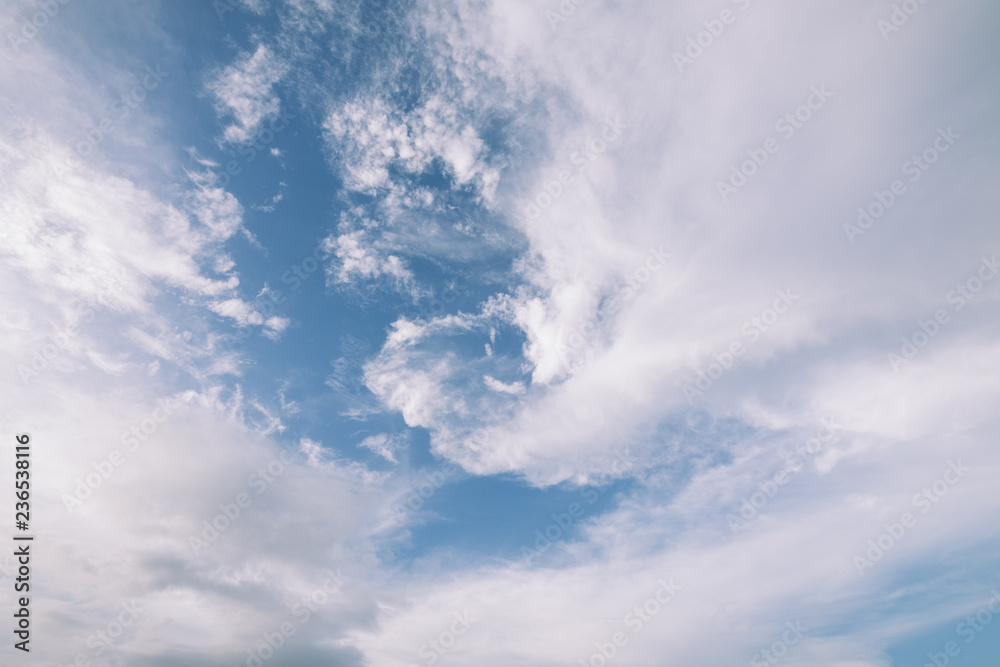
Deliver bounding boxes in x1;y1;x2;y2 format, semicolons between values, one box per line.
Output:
1;0;999;665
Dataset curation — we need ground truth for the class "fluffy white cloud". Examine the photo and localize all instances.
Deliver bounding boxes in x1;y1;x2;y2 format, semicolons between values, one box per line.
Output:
323;94;498;200
323;229;417;293
354;0;1000;488
208;44;290;145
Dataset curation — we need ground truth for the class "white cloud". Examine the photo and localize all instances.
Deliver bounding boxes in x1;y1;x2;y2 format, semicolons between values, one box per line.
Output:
322;94;498;200
323;229;417;294
0;379;387;666
208;298;290;339
483;374;525;395
4;0;1000;665
208;44;289;145
347;0;1000;490
358;433;407;463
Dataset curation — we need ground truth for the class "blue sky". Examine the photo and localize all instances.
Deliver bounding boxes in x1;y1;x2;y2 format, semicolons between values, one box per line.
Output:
2;0;1000;665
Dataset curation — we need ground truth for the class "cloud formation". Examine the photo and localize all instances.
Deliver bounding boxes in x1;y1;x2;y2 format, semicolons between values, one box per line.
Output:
2;0;999;666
